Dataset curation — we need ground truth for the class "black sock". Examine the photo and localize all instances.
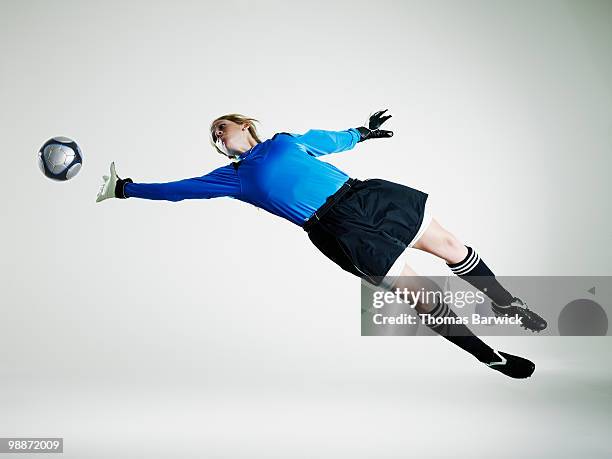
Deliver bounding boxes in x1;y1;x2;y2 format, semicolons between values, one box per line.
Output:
423;299;499;364
447;246;514;306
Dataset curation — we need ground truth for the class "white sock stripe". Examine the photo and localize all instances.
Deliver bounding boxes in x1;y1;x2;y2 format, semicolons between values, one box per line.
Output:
449;249;477;272
456;253;480;275
431;302;449;318
453;250;477;271
430;302;444;318
430;302;443;317
454;248;475;268
452;253;481;275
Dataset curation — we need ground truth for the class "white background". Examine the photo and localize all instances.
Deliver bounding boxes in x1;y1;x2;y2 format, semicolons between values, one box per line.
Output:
1;0;611;457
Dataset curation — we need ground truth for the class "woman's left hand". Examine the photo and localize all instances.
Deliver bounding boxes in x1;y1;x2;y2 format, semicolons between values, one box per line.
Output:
368;109;392;130
356;109;393;142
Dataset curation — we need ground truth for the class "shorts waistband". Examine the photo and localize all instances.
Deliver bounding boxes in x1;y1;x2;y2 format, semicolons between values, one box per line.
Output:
302;178;359;232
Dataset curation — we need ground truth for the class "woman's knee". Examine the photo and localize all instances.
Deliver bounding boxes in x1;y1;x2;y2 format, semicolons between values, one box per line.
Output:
442;232;467;263
382;262;417;291
415;219;467;263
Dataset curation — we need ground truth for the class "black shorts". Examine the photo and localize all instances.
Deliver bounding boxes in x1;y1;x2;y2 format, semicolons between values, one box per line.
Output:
303;178;428;286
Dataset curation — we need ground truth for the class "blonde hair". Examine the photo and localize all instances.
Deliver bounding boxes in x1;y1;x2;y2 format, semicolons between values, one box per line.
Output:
209;114;262;161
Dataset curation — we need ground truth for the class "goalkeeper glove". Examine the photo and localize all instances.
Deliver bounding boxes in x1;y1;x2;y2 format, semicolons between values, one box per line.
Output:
96;162;133;203
356;109;394;142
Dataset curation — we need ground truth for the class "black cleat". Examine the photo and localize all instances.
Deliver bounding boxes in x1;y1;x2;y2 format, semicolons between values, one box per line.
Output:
491;297;547;333
485;350;535;379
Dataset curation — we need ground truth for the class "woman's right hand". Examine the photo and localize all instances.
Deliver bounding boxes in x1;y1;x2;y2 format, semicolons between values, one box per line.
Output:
96;162;132;202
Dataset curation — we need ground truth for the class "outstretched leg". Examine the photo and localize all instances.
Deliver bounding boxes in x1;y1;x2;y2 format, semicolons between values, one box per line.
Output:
386;263;535;379
412;218;514;305
411;218;547;332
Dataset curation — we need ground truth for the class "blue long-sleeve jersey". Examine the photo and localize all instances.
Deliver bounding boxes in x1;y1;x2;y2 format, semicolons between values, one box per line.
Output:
124;128;362;226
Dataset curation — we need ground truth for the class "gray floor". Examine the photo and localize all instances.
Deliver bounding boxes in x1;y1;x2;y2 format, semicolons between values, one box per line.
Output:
2;338;611;458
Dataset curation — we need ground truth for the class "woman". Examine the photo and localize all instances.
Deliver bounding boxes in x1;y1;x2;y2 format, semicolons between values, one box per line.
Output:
96;111;546;379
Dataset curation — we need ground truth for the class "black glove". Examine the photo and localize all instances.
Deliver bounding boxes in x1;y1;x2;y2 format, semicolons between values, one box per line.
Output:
356;109;393;142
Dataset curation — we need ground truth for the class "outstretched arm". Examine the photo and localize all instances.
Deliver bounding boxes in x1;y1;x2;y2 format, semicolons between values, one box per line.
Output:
96;162;241;203
291;109;394;157
292;128;362;157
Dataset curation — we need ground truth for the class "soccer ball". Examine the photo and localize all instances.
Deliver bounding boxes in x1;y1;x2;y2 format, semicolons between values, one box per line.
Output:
38;136;83;181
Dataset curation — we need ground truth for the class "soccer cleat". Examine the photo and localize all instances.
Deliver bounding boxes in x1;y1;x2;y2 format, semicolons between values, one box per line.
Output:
485;350;535;379
491;297;547;333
